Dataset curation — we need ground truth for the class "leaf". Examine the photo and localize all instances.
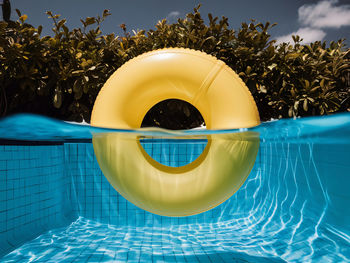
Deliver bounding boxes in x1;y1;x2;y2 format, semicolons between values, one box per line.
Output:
310;86;320;93
285;53;300;60
15;9;22;17
320;105;325;115
200;36;215;46
246;66;252;75
288;106;293;117
208;13;213;23
77;41;84;49
80;19;86;27
320;79;325;88
306;45;313;53
71;70;84;75
267;63;277;70
302;54;308;61
103;9;111;18
290;88;295;97
259;85;267;93
303;99;308;111
58;19;67;28
62;25;69;36
53;88;62;108
294;100;299;110
37;25;43;35
81;59;93;68
76;52;82;59
85;17;96;26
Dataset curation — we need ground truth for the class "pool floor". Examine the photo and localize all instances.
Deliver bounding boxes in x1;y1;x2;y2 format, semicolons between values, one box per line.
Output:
2;217;282;263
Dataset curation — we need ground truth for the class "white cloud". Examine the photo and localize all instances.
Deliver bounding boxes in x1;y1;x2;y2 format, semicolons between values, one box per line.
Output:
276;0;350;44
166;11;181;23
299;0;350;28
276;27;327;44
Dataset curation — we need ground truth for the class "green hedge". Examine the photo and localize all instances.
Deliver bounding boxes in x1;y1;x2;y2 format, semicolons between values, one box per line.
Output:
0;6;349;126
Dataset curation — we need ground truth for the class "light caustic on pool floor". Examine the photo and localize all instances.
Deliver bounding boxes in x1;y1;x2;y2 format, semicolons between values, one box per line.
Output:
2;217;280;263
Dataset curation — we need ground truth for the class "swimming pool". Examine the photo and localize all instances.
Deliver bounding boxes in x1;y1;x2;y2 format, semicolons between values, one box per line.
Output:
0;113;349;262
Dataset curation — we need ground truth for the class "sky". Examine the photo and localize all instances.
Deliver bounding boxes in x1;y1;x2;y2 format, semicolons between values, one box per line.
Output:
1;0;350;46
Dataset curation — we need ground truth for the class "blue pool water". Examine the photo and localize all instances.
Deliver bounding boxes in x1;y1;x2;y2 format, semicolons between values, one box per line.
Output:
0;113;350;262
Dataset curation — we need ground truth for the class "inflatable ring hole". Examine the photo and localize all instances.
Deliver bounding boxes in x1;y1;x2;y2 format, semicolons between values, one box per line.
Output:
140;99;207;167
141;99;205;130
139;137;209;168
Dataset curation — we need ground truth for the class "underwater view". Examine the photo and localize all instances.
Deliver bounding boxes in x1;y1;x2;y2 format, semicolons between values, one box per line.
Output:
0;113;349;262
1;0;350;261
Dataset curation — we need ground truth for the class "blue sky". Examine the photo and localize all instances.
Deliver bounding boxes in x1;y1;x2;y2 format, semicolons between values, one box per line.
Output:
2;0;350;46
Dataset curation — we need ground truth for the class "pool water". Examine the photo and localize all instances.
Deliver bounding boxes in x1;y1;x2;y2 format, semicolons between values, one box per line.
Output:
0;113;350;262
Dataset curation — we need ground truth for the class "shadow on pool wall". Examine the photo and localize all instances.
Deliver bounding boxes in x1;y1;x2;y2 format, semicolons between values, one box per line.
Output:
0;137;350;261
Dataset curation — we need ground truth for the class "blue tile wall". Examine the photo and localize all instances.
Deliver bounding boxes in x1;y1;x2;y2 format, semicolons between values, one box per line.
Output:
0;144;76;257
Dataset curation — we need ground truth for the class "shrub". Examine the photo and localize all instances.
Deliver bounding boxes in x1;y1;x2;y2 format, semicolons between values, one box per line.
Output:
0;5;349;126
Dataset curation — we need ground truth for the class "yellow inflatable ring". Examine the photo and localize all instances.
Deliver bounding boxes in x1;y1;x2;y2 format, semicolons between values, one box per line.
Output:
91;48;259;129
91;48;260;216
